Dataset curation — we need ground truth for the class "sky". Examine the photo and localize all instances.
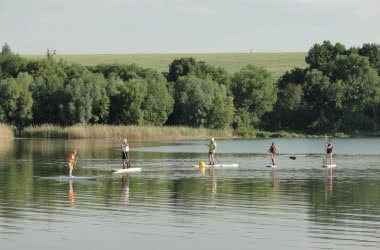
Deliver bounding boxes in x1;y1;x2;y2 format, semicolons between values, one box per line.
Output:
0;0;379;54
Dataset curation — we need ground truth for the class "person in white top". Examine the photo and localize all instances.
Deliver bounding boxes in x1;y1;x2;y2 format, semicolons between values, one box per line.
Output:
120;138;131;169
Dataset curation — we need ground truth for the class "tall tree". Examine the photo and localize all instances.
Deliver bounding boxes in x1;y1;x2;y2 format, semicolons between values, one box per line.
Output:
359;43;380;74
109;78;147;125
0;44;28;79
0;73;33;128
170;76;233;128
167;57;230;85
230;65;277;128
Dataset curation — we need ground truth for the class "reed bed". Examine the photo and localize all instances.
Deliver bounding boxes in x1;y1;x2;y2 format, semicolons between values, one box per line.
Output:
0;123;14;139
20;124;234;140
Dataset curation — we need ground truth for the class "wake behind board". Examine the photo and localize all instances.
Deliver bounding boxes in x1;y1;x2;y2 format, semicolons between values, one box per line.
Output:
192;164;239;168
266;164;277;168
323;164;336;168
111;168;142;174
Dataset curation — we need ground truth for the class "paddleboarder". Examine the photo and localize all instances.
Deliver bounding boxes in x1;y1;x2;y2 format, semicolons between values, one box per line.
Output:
269;142;279;166
326;139;333;165
67;150;78;177
208;137;216;166
120;138;131;169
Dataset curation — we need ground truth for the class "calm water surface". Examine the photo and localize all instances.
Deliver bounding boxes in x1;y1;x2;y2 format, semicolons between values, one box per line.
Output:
1;138;380;250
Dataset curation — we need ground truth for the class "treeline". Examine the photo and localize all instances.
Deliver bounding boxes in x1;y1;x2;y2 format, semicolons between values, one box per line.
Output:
269;41;380;133
0;41;379;135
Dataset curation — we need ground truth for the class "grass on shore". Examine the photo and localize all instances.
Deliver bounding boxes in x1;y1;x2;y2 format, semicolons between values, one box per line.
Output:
24;52;307;80
0;123;14;139
15;124;380;140
19;124;234;140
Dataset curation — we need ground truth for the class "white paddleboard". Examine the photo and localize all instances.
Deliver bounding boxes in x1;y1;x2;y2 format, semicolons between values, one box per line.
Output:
323;164;336;168
192;164;239;168
112;168;142;173
41;176;98;181
266;164;277;168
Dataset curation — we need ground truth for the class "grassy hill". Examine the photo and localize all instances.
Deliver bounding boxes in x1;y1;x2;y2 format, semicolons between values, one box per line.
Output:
24;52;307;79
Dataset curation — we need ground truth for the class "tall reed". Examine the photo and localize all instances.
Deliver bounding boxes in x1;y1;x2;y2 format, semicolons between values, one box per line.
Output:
0;123;14;139
20;124;234;140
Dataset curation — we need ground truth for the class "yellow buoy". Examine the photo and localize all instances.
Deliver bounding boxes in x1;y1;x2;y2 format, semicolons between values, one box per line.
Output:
199;161;205;168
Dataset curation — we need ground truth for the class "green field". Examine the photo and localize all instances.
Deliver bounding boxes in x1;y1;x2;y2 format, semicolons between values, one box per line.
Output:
24;52;307;79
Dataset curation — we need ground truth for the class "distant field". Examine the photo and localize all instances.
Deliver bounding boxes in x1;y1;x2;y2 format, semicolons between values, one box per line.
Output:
24;52;307;79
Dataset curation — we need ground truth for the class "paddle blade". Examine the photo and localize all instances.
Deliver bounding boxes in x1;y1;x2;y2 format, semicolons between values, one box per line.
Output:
289;156;296;160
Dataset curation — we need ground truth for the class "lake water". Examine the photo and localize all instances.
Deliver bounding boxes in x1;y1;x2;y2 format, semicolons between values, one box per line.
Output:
1;138;380;250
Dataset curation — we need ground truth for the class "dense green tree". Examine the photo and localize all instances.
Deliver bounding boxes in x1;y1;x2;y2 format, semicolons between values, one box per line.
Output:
358;43;380;74
89;63;141;82
167;57;230;86
230;65;277;128
141;70;174;125
58;71;110;125
0;44;28;79
0;73;33;128
303;69;340;131
30;74;65;125
0;43;12;55
171;76;233;128
109;78;147;125
167;57;198;83
305;41;347;71
277;68;307;89
270;83;305;130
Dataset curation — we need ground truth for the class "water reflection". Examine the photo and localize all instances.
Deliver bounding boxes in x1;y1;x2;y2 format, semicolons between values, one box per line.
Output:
122;175;129;207
0;139;13;161
271;168;279;192
209;168;217;197
325;172;333;196
1;138;380;250
69;181;76;208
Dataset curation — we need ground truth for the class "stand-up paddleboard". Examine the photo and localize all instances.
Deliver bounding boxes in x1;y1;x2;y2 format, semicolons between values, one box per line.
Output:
41;176;98;181
192;164;239;168
266;164;277;168
111;168;142;173
323;164;336;168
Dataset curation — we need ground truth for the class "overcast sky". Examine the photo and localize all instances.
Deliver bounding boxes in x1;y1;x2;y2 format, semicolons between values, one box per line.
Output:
0;0;379;54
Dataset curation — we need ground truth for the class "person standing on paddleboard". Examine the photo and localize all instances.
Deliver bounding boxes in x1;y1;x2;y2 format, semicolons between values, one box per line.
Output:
269;142;279;166
326;140;333;165
120;138;131;169
67;150;78;177
208;137;216;166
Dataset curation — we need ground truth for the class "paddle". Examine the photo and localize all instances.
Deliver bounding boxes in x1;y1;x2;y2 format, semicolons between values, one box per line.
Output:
214;155;223;168
74;155;78;167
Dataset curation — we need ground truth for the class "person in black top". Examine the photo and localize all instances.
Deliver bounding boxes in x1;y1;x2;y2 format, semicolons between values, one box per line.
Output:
326;140;333;165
